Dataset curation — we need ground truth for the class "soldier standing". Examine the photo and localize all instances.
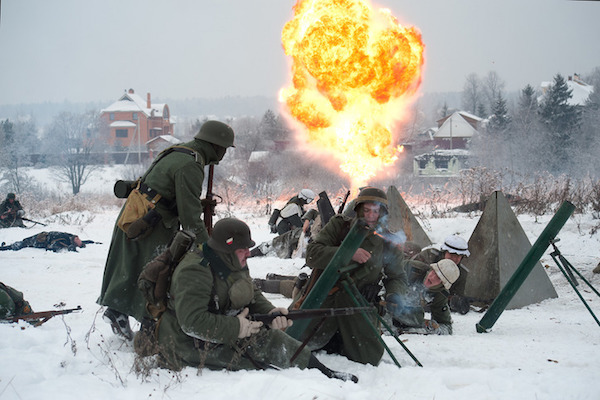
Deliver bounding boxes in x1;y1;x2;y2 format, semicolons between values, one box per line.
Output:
97;120;235;340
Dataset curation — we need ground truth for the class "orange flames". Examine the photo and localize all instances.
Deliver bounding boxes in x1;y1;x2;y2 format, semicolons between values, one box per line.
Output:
280;0;424;188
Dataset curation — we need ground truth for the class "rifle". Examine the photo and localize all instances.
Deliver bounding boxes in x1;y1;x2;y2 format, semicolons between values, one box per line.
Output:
250;306;373;324
22;217;47;227
203;165;217;235
337;190;351;214
8;306;82;327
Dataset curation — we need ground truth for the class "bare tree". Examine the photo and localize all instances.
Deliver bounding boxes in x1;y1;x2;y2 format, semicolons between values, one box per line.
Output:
0;117;39;194
482;71;506;116
461;73;483;116
45;111;103;195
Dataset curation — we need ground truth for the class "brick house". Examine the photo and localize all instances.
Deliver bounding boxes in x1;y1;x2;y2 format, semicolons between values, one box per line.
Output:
100;88;175;150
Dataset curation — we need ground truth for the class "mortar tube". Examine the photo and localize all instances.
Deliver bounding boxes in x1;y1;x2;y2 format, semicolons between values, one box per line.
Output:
476;201;575;333
285;218;372;340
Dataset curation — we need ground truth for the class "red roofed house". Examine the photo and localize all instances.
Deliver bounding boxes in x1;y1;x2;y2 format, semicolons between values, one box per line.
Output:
100;88;175;150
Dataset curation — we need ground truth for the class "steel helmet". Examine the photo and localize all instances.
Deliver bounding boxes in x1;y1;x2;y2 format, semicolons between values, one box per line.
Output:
430;259;460;290
440;235;470;257
7;193;16;200
194;120;235;148
353;187;388;214
208;218;255;253
298;189;315;203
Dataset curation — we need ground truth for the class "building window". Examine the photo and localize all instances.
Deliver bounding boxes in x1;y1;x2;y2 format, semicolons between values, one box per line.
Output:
116;129;128;138
110;113;115;121
435;159;449;169
133;112;138;120
418;159;427;169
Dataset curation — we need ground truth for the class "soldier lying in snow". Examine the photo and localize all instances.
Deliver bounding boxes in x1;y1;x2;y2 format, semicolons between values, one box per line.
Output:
0;231;95;252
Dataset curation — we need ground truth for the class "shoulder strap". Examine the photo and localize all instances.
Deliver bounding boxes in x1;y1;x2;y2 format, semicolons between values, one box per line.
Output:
141;145;203;182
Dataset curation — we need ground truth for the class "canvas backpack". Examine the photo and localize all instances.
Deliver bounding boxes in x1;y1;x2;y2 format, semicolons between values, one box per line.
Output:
137;230;196;319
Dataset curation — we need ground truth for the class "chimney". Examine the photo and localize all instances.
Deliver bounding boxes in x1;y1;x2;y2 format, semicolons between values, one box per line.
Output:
147;92;151;109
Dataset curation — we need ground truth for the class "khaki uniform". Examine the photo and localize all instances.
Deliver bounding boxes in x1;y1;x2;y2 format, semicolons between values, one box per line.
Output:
157;243;312;371
98;139;218;321
301;214;408;365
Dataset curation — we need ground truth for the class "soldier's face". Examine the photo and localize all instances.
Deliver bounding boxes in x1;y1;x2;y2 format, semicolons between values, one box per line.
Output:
235;248;251;267
445;252;463;265
362;203;381;228
424;269;442;289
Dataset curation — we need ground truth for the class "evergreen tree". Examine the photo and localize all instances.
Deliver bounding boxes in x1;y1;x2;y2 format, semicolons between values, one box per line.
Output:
537;74;582;173
487;93;511;135
538;74;581;134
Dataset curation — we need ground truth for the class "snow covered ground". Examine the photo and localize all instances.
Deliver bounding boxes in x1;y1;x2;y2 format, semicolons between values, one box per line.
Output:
1;185;600;399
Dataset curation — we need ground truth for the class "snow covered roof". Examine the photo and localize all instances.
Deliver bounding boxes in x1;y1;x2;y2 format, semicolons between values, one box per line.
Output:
146;135;182;145
109;121;136;128
434;112;479;139
540;74;594;106
101;91;168;117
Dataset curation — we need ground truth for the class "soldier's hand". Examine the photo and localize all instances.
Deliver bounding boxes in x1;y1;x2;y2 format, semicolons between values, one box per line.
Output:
424;319;440;331
237;308;262;338
352;248;371;264
201;198;217;209
268;307;293;330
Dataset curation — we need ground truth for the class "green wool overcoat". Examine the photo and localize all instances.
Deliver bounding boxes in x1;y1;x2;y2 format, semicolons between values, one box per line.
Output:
157;243;312;371
97;139;218;321
0;282;32;319
303;214;408;365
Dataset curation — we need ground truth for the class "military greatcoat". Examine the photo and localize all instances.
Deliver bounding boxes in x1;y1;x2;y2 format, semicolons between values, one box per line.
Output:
302;214;408;365
98;139;218;321
157;243;312;371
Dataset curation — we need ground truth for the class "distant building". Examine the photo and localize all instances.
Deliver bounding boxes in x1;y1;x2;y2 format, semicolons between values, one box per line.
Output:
540;73;594;106
433;111;481;150
412;111;481;177
100;88;175;150
147;135;183;158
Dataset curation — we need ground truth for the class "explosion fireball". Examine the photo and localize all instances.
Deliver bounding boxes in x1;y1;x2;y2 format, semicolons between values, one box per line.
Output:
280;0;424;188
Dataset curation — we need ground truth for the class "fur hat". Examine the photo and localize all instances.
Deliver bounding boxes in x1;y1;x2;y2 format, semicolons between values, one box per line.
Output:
431;259;460;290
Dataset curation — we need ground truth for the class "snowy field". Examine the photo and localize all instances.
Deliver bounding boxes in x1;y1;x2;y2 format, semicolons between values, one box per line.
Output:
1;169;600;400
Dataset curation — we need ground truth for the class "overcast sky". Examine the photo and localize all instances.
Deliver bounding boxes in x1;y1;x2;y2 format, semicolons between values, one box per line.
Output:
0;0;598;106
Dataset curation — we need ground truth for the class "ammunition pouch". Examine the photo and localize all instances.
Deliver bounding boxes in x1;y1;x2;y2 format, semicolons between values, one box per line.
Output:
113;180;138;199
117;182;163;240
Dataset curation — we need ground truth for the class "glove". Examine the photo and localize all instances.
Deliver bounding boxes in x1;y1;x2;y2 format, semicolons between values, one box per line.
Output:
17;210;25;217
268;307;293;330
237;308;262;338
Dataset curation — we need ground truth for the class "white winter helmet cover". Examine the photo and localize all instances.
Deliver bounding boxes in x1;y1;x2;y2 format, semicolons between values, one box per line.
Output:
430;259;460;290
440;235;470;256
298;189;315;203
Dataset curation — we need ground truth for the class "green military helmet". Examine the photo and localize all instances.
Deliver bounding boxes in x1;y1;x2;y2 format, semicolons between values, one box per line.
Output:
194;120;235;148
353;186;388;214
208;218;255;253
7;193;16;200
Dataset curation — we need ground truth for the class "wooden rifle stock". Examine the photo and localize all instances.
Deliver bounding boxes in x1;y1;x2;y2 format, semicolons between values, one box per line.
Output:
250;306;373;324
203;164;215;235
9;306;82;327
